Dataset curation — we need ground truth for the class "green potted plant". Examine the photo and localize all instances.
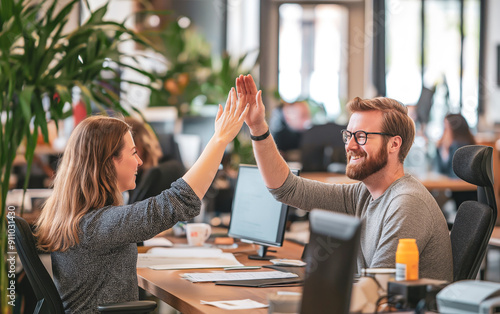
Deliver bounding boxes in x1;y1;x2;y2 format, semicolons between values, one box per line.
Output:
202;51;259;166
146;19;259;113
0;0;156;311
144;18;258;165
146;19;212;116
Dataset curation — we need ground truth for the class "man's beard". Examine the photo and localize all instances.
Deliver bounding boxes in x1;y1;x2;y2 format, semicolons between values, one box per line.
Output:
345;144;388;181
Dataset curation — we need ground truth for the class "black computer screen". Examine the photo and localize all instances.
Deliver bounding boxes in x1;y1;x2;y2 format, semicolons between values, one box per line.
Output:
228;164;299;260
416;86;435;125
300;209;362;314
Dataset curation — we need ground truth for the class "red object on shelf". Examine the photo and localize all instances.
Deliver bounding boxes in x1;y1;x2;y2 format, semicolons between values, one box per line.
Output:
73;100;87;126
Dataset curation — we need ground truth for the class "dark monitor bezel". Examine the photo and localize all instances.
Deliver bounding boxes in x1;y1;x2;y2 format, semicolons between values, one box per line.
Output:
227;164;299;248
300;209;362;314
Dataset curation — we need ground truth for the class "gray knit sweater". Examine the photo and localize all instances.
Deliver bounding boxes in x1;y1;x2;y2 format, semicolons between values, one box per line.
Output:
270;172;453;282
51;178;201;313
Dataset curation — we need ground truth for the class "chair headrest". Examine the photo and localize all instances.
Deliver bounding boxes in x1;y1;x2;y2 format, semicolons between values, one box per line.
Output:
452;145;493;187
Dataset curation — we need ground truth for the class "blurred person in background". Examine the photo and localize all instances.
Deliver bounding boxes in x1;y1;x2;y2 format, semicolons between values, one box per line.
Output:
435;113;477;211
435;113;476;177
269;100;312;161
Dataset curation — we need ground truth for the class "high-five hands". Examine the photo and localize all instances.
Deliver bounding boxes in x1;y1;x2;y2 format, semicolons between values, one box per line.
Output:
235;74;267;134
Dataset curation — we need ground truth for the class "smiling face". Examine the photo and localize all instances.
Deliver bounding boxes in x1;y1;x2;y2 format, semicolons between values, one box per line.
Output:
113;131;143;193
345;111;389;181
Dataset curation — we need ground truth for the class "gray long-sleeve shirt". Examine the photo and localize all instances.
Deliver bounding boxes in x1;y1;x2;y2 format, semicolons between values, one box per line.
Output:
270;172;453;282
51;178;201;313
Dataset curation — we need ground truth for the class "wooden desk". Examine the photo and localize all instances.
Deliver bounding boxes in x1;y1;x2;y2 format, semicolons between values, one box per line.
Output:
301;171;476;192
137;240;304;314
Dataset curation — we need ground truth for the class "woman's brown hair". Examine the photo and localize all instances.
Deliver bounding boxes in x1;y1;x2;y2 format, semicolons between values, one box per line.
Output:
445;113;475;145
35;116;131;252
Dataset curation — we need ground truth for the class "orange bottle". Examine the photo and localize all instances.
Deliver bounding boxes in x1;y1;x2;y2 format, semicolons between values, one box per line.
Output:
395;238;419;281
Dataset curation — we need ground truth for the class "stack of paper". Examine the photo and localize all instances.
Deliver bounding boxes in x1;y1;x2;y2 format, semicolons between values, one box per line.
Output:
137;247;243;270
181;271;299;283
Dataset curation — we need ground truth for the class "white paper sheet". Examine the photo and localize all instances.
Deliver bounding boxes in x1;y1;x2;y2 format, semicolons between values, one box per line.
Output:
200;299;268;310
147;247;224;257
137;247;243;269
143;237;173;247
181;271;298;283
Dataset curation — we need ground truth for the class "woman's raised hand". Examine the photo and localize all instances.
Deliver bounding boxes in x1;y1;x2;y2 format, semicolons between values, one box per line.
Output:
213;87;249;144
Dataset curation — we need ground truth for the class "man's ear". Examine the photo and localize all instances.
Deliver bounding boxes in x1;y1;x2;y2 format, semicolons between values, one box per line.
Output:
389;136;403;152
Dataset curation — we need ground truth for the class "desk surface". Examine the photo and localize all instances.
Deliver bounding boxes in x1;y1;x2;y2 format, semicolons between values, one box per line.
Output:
137;240;304;314
139;229;499;314
301;171;476;192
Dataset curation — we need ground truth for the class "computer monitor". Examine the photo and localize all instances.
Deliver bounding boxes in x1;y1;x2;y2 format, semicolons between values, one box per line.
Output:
416;86;435;125
228;164;300;260
300;209;362;314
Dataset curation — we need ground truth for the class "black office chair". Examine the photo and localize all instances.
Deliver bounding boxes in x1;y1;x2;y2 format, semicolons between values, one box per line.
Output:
13;216;157;313
450;145;497;282
129;159;186;204
156;132;184;165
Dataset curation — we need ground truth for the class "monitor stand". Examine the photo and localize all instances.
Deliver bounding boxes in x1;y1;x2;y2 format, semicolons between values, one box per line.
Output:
248;245;276;260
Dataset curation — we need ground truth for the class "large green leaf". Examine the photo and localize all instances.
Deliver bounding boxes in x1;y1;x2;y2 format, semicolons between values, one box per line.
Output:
86;3;108;24
33;94;49;143
18;85;34;121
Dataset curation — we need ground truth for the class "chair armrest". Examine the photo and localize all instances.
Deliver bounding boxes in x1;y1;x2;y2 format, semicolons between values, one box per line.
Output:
97;300;157;313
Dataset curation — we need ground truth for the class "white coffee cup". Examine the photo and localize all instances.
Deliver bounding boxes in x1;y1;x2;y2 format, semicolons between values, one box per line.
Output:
186;223;211;246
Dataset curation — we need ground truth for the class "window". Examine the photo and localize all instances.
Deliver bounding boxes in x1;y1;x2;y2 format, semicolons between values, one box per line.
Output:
385;0;482;135
278;4;349;120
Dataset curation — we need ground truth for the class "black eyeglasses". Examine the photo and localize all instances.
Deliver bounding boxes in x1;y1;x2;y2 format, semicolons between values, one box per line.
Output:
341;129;395;145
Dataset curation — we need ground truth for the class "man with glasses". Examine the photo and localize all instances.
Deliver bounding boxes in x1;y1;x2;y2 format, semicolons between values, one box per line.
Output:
236;74;452;282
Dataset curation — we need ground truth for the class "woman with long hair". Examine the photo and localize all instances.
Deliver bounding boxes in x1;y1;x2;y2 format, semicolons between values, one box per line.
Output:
35;88;248;313
436;113;476;177
435;113;476;214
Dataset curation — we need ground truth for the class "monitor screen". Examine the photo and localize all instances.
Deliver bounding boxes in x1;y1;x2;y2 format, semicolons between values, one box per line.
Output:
416;86;435;125
228;164;299;260
300;209;362;314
